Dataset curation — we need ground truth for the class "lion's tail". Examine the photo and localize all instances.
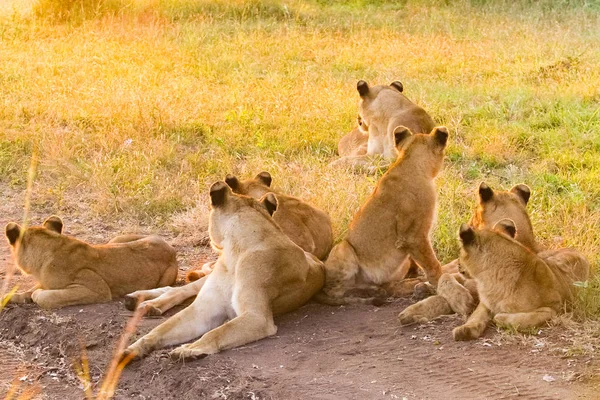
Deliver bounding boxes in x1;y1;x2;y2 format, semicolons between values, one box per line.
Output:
185;269;205;282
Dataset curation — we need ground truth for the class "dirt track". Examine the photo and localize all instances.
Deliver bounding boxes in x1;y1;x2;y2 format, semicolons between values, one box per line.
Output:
0;185;597;399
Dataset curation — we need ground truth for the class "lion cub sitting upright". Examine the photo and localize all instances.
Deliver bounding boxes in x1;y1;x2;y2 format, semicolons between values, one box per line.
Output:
3;216;178;309
224;171;333;260
452;220;589;341
319;126;448;305
123;182;325;360
334;80;435;168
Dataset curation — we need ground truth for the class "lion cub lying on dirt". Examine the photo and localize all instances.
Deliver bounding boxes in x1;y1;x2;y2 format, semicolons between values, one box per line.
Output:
398;182;538;324
3;216;178;309
452;220;589;341
122;182;324;360
319;126;448;305
334;80;435;167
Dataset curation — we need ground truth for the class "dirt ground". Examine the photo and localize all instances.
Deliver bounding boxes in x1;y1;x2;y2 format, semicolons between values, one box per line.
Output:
1;184;598;400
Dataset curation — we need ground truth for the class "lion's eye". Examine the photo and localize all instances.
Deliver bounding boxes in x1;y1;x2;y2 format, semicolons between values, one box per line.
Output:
357;116;362;126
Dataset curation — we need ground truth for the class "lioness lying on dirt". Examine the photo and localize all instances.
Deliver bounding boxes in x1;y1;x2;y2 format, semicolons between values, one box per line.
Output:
318;126;448;305
398;182;538;324
452;220;589;341
333;80;435;168
122;182;325;360
3;216;178;309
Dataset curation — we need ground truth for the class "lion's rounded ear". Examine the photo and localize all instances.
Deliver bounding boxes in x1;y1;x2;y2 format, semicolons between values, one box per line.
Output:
209;181;230;207
225;174;240;191
478;182;494;203
393;126;412;146
510;184;531;205
390;81;403;92
261;193;278;216
43;216;63;234
357;80;370;97
459;224;476;246
494;219;517;238
432;126;448;147
256;171;272;187
5;222;21;246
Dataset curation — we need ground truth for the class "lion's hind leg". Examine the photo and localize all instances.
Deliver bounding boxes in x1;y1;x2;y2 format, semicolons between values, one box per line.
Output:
170;284;276;360
107;234;148;244
317;240;387;305
493;307;557;330
383;278;426;297
123;275;230;360
437;273;476;316
398;295;453;325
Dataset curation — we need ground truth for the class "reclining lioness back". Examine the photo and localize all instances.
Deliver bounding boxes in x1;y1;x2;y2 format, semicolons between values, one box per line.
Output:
3;216;178;309
225;171;333;260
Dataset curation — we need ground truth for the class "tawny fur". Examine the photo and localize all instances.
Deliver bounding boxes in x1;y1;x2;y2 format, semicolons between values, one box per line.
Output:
3;217;178;309
319;126;448;305
452;220;589;341
332;80;435;169
123;182;325;361
399;182;537;324
224;171;333;260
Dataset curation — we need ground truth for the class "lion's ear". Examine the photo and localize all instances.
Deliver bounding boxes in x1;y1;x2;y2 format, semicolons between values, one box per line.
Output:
209;181;231;207
357;80;370;97
5;223;21;246
255;171;272;187
43;216;63;234
478;182;494;203
393;126;412;146
494;219;517;239
459;224;476;246
261;193;278;216
432;126;448;147
390;81;403;92
225;174;240;191
510;184;531;205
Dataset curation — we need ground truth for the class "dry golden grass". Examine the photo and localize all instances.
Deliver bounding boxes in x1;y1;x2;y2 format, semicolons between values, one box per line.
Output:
1;0;599;309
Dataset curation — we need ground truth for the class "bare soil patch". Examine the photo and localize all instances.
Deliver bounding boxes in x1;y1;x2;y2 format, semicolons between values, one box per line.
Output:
0;184;597;399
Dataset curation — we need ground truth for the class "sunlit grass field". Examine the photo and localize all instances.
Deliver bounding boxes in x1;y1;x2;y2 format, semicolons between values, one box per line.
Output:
1;0;599;315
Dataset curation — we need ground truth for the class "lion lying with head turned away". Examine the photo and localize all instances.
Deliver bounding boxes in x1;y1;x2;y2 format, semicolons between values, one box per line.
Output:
122;182;325;360
3;216;178;309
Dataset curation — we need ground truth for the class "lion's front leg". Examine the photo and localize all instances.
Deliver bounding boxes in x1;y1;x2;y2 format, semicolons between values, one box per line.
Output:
452;302;492;341
2;285;39;305
406;238;442;287
493;307;557;330
31;270;111;309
